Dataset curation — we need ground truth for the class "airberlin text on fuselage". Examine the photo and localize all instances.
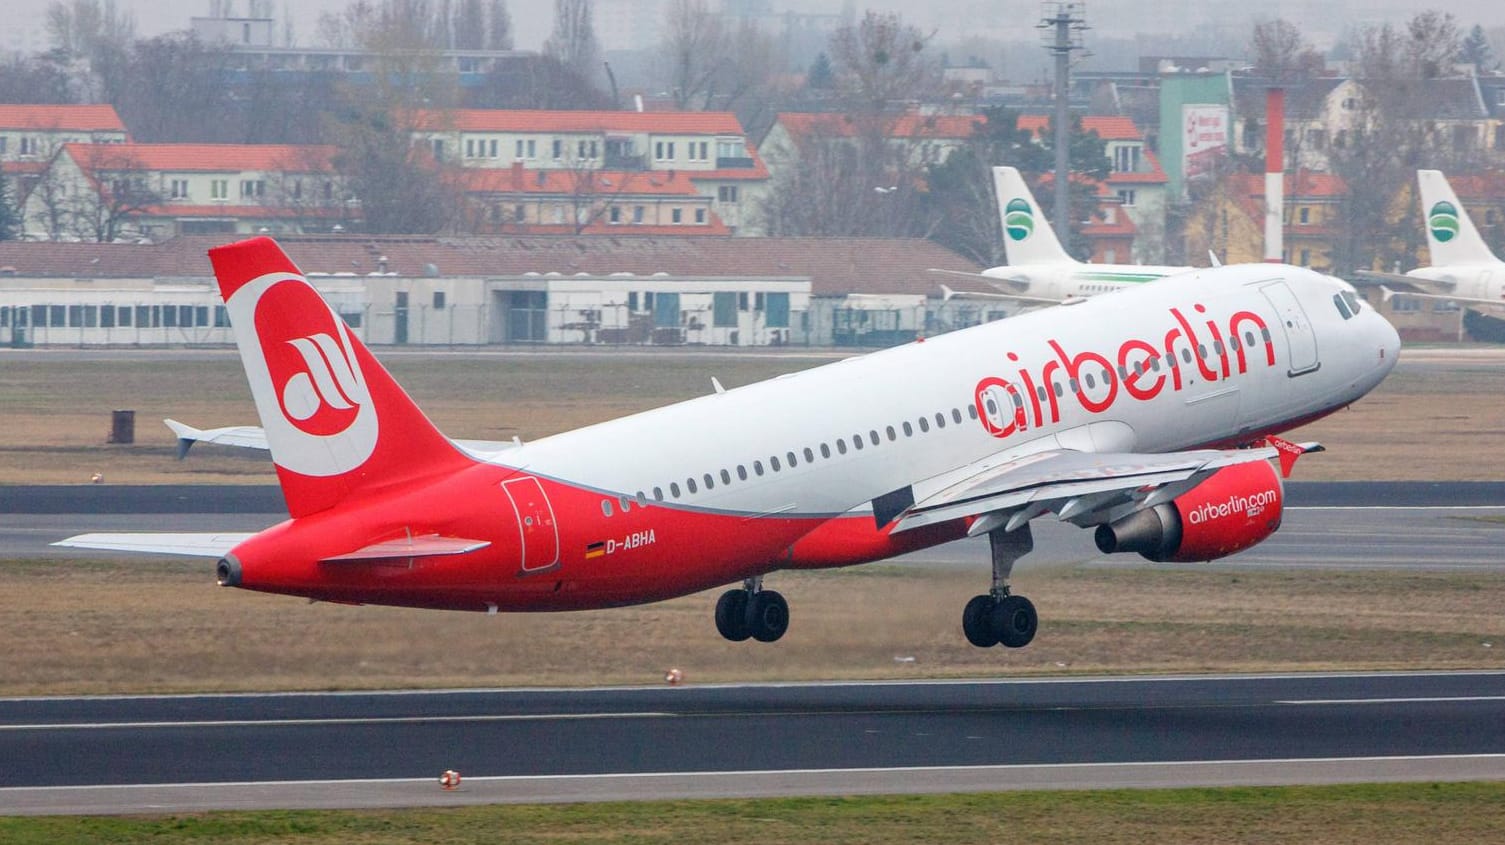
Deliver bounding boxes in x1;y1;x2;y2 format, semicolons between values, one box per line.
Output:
974;302;1275;440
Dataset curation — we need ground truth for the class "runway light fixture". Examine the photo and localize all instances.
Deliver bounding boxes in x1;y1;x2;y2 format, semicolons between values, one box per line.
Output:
439;769;462;790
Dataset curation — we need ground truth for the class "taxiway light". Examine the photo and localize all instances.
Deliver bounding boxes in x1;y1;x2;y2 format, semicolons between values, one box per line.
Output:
440;769;461;790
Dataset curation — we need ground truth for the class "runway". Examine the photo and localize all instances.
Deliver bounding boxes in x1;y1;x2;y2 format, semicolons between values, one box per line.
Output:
3;672;1505;815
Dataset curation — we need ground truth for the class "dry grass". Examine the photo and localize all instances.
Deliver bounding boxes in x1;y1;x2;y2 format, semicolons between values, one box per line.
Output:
3;559;1503;696
0;348;1503;483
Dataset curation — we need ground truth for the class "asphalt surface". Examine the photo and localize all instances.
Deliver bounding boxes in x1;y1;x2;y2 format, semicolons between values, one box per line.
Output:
2;672;1504;814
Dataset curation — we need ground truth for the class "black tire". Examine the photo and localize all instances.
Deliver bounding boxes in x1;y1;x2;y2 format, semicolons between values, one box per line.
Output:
992;594;1038;648
745;590;790;643
715;589;751;641
962;594;998;647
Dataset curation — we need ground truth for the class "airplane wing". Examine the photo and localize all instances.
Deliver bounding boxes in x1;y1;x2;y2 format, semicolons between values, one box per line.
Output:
1351;270;1454;293
165;419;523;460
1375;287;1505;311
928;270;1065;305
53;533;255;557
892;441;1318;535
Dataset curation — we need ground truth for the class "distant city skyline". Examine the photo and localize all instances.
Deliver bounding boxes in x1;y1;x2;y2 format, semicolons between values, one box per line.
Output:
7;0;1505;60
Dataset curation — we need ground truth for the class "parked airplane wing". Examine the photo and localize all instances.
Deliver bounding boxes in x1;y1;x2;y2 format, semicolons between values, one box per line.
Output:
53;533;255;557
928;269;1065;304
1351;270;1454;293
894;440;1317;534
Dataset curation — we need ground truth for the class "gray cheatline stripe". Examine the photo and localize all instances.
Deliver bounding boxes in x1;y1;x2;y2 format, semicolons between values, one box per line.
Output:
0;712;675;732
1278;696;1505;705
4;754;1505;795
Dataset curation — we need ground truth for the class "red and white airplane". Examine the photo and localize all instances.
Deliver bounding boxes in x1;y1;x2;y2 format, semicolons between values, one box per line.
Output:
59;237;1399;648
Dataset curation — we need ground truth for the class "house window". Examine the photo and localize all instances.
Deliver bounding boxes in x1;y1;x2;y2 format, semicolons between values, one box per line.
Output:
713;292;737;327
240;180;265;198
19;136;34;156
1116;189;1136;207
431;139;444;161
717;185;739;203
553;139;562;160
671;208;682;224
1113;144;1140;173
433;291;446;309
610;206;621;224
655;141;675;161
466;139;476;158
526;140;536;157
1299;249;1311;265
489;139;498;158
210;179;228;199
169;179;189;199
695;208;706;224
1298;207;1310;224
514;204;525;223
516;139;524;158
633;206;644;223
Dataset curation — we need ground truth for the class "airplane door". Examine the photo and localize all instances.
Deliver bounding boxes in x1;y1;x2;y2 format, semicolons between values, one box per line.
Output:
1260;281;1320;376
502;476;559;573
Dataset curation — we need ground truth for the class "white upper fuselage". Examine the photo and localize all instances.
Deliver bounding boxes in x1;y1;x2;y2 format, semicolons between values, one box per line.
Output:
982;262;1189;301
1407;263;1505;307
507;264;1399;519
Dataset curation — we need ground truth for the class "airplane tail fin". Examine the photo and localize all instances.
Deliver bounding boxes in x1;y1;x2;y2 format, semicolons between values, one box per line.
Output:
993;166;1074;266
1417;170;1499;266
207;237;473;519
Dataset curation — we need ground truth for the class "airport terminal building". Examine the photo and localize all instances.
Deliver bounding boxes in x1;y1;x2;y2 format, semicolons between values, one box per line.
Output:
0;235;995;348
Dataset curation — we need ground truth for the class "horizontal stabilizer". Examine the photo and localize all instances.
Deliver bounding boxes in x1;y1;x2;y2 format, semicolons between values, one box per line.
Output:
164;418;269;459
322;534;490;562
53;533;254;557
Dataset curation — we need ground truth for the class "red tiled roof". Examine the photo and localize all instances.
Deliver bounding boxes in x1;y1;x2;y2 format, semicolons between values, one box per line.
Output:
1439;171;1505;200
1105;149;1168;185
1018;114;1143;141
61;143;339;173
480;220;732;236
0;235;982;296
775;112;983;140
0;104;126;132
410;109;747;135
457;167;707;197
139;204;344;220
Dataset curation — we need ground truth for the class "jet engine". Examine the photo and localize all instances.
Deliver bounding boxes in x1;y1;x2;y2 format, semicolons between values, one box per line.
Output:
1093;460;1284;563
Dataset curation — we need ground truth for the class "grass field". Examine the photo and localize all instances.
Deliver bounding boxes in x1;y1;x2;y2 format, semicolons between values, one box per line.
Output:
1;348;1503;483
5;784;1505;843
3;559;1503;696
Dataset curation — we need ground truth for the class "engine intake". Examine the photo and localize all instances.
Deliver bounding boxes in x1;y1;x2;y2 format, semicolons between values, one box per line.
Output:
1093;461;1284;563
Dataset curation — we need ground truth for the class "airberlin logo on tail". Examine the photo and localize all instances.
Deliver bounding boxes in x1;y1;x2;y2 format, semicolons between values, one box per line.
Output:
1429;201;1460;243
230;273;379;477
1004;198;1034;241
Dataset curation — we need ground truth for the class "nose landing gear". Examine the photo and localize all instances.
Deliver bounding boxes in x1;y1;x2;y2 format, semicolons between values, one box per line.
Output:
715;576;789;643
961;524;1038;648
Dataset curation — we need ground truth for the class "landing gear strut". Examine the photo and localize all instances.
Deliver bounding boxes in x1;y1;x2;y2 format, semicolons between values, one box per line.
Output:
962;524;1038;648
715;576;789;643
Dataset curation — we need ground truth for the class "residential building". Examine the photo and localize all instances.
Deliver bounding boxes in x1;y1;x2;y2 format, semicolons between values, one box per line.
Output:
0;105;129;161
457;163;729;235
411;110;770;235
20;143;344;242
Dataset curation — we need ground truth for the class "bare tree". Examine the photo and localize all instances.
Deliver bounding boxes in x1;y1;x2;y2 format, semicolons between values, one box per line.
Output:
544;0;599;84
1249;18;1324;83
66;144;161;241
662;0;725;110
829;11;940;111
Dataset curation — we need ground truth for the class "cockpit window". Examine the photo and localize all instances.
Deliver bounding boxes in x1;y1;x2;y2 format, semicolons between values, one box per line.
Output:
1333;292;1354;320
1342;290;1362;315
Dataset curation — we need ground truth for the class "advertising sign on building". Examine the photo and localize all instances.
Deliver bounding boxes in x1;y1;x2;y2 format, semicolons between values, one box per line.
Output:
1182;104;1228;179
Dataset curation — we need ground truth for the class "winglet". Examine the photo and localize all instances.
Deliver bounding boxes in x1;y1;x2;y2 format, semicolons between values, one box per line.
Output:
163;418;201;460
1208;250;1222;268
1265;435;1324;478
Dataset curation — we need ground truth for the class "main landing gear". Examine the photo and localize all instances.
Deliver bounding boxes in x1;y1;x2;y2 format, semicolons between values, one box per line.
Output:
962;524;1038;649
715;576;789;643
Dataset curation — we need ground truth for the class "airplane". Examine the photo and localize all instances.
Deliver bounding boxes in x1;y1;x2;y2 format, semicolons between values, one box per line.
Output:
1356;169;1505;311
58;237;1400;649
930;166;1195;305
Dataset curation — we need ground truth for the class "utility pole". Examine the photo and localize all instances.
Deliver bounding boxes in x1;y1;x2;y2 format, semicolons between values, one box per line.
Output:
1039;3;1088;254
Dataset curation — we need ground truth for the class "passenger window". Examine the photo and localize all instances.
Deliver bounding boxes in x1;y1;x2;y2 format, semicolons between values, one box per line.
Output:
934;413;945;429
1070;379;1080;393
754;460;764;476
1229;335;1240;351
787;451;798;467
1245;331;1256;347
721;469;731;484
636;491;648;507
653;486;663;501
601;499;614;517
869;430;879;445
1085;373;1096;389
918;417;930;433
852;435;864;450
1181;348;1193;363
820;443;831;458
670;482;681;497
886;426;897;441
737;465;747;481
804;447;815;462
837;439;848;454
687;477;698;493
1053;382;1064;397
952;408;962;424
984;397;997;415
771;456;781;471
703;473;714;489
903;421;914;436
967;406;978;420
1262;327;1272;343
619;495;631;512
1214;341;1224;355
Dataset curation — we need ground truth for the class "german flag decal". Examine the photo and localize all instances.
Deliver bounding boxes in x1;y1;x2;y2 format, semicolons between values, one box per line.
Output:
585;541;606;559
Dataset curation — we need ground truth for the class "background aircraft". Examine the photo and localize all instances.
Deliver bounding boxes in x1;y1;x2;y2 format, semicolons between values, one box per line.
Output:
1357;169;1505;312
60;237;1399;650
932;166;1195;305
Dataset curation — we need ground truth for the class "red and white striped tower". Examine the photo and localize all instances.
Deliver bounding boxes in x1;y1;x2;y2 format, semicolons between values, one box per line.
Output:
1264;87;1285;263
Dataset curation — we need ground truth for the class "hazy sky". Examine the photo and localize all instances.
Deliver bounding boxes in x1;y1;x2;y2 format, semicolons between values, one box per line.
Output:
9;0;1505;56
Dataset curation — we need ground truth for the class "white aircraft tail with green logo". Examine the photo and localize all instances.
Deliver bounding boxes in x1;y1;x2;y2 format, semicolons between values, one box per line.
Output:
1418;170;1498;267
994;166;1074;266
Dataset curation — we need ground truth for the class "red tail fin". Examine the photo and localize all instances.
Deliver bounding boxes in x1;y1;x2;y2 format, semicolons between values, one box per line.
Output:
208;237;473;518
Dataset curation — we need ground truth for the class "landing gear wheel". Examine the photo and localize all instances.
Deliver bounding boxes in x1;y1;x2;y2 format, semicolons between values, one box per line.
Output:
962;595;998;648
992;594;1038;649
715;589;750;642
745;590;789;643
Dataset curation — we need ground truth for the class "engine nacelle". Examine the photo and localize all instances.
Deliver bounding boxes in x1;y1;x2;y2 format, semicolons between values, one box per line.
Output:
1093;460;1284;562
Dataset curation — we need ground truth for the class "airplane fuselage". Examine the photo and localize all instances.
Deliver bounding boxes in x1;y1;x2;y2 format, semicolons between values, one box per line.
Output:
227;264;1399;612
